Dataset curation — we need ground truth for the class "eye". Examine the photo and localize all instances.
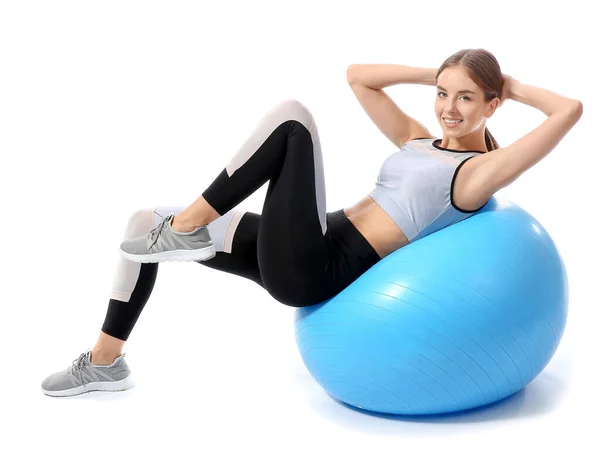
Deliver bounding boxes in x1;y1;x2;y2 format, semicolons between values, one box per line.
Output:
437;92;470;101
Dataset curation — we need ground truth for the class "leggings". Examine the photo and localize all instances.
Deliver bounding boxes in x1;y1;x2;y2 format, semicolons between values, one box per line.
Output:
102;99;381;341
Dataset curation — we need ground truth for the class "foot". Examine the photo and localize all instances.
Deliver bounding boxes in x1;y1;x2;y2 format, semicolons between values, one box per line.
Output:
41;350;134;397
119;213;216;263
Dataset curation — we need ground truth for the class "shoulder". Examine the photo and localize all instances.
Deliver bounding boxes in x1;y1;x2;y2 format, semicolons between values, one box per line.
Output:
399;135;437;149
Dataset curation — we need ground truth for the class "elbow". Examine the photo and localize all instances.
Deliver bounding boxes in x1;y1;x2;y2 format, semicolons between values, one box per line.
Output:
347;65;357;84
567;100;583;120
573;100;583;119
558;100;583;122
347;64;366;84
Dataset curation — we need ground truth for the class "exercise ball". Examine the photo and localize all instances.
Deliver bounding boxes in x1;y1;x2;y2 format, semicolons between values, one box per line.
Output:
294;197;568;415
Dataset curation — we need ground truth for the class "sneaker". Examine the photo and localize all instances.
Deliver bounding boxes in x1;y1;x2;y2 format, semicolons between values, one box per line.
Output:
119;213;216;263
41;350;134;397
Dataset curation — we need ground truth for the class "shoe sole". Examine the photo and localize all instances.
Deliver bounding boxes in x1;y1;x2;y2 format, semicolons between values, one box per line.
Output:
41;375;135;397
120;245;217;263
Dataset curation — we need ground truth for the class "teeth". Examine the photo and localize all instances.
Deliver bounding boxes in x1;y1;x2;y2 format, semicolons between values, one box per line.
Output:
444;118;462;124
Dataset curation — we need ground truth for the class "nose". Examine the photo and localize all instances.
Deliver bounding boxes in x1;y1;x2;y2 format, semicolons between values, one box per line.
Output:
443;99;459;116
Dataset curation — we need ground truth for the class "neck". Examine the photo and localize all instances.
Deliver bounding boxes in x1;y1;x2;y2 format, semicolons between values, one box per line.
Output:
439;127;488;153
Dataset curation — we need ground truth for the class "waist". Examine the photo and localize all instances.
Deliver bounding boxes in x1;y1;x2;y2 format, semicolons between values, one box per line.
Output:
342;196;411;258
326;209;381;261
365;188;419;242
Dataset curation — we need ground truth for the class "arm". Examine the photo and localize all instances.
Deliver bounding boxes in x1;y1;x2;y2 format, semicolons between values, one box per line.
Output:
347;64;437;147
470;78;583;197
347;64;437;89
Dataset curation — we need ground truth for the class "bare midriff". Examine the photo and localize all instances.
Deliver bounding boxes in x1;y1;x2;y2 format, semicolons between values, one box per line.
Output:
343;196;410;259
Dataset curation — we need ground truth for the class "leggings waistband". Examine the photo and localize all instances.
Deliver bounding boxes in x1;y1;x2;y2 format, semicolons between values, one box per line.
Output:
327;209;381;263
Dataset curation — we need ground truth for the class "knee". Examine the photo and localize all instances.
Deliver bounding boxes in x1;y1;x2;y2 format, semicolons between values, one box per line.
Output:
271;99;314;127
121;208;155;240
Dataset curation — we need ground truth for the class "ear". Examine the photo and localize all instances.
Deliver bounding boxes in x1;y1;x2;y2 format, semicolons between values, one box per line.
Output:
485;97;500;118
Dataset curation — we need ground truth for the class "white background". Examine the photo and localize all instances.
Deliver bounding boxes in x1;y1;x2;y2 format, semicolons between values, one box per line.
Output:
1;0;597;453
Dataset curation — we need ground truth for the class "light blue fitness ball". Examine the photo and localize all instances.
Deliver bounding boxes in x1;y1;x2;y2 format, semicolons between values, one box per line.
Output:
294;197;568;415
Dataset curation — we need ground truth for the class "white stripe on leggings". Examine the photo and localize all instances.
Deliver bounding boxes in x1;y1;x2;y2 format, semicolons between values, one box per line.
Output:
109;207;246;302
224;99;327;235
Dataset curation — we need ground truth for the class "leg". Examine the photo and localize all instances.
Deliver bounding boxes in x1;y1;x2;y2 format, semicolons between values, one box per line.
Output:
172;99;327;234
200;99;330;305
202;99;327;233
119;100;328;267
106;98;329;352
96;208;158;363
97;205;264;363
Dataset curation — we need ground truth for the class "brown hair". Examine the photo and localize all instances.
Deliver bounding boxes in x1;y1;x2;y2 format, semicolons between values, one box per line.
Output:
436;49;503;151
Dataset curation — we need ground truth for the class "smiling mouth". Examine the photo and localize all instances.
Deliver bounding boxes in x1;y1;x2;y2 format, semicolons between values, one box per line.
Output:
444;118;463;124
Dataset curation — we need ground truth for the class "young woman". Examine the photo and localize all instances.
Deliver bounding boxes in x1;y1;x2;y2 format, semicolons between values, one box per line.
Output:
41;48;582;397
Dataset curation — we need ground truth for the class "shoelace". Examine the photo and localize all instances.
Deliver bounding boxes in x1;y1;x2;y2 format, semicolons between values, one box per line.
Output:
68;352;90;385
148;214;173;250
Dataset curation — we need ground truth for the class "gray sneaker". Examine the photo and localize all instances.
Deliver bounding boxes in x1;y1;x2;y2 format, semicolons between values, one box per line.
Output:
120;213;216;263
41;350;134;397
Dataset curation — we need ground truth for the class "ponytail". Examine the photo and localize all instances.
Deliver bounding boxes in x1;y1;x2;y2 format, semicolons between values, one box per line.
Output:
484;127;499;151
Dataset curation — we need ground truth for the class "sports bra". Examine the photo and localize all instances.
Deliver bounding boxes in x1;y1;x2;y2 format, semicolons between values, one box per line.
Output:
368;138;490;242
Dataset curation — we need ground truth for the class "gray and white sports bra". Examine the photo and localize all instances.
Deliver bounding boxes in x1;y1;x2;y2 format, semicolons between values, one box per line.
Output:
368;138;490;242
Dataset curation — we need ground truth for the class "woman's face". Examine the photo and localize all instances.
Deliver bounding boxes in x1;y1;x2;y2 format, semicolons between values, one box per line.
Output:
435;66;495;137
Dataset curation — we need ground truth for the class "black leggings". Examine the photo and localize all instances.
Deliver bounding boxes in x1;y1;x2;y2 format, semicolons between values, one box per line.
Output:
102;100;381;340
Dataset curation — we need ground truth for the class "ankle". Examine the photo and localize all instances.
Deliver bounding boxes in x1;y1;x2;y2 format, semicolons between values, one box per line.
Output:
90;348;120;365
171;215;199;233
